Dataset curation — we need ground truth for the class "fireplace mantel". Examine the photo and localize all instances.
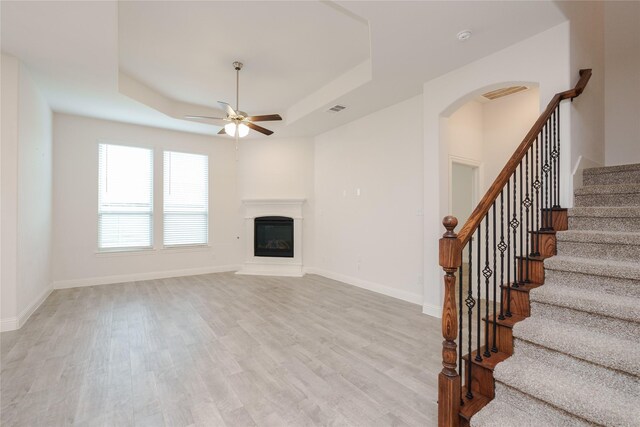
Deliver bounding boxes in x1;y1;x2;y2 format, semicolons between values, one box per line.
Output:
236;198;305;277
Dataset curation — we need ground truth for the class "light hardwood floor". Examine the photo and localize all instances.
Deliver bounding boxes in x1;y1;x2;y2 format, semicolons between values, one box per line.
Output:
1;273;441;426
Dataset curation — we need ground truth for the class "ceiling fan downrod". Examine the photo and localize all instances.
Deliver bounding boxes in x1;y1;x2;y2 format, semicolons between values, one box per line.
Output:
233;61;243;112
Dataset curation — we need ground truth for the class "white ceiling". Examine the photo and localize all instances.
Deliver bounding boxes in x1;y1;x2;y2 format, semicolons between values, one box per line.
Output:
1;1;568;139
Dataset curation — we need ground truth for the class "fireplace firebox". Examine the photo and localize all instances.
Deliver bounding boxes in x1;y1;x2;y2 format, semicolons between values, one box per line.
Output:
254;216;294;258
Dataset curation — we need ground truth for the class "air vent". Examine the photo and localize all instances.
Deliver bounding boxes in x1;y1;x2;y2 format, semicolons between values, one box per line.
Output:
482;86;528;100
327;105;346;113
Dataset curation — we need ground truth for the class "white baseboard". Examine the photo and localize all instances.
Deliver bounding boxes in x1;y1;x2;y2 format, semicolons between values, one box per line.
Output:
1;285;53;332
1;317;18;332
422;302;442;318
52;264;240;289
305;267;423;306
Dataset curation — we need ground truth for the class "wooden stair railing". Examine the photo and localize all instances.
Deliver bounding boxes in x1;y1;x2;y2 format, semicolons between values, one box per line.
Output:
438;69;592;427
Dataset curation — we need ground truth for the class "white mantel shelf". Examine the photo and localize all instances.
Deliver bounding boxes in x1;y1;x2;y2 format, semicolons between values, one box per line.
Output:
237;198;305;277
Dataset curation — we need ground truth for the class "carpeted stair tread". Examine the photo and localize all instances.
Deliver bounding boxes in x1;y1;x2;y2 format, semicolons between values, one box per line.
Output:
583;163;640;175
513;316;640;377
530;283;640;323
492;352;640;426
557;229;640;245
470;399;583;427
544;255;640;282
575;182;640;195
569;206;640;218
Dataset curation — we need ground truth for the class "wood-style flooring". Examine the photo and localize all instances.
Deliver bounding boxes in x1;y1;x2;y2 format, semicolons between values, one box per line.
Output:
1;273;441;426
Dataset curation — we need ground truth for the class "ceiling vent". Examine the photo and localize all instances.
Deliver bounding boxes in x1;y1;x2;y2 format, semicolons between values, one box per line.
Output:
327;104;346;113
482;86;528;101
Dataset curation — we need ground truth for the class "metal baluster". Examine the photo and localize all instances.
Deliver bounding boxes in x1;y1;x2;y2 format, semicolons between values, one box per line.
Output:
519;161;525;285
506;180;512;317
498;191;506;320
475;227;482;362
491;201;498;353
483;215;491;358
512;172;519;288
553;108;559;208
533;137;541;256
524;153;531;283
458;261;463;404
543;121;551;230
465;241;474;399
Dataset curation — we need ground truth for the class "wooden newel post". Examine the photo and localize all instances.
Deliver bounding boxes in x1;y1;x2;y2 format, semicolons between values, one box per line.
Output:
438;215;461;427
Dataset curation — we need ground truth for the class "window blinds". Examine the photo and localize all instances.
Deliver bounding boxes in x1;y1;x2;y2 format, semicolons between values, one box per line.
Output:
163;151;209;246
98;144;153;250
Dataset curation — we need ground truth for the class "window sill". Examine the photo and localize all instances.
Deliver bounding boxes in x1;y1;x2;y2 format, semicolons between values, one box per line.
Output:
95;248;156;257
161;244;212;254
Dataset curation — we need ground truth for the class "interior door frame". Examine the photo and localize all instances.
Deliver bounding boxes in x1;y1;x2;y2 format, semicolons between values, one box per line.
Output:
448;155;483;218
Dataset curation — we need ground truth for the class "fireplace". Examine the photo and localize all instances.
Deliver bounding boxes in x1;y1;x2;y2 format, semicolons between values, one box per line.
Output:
254;216;294;258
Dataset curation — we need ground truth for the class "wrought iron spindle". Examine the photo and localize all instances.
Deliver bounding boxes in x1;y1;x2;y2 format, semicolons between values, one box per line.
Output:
519;162;525;284
475;227;482;362
491;201;498;353
458;262;463;402
483;214;492;358
512;172;519;288
498;191;506;320
533;137;541;256
543;121;551;230
552;108;559;208
524;154;531;283
465;240;474;399
505;180;512;317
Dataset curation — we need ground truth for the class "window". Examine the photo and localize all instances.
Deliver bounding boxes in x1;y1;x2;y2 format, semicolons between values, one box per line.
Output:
98;143;153;250
163;151;209;246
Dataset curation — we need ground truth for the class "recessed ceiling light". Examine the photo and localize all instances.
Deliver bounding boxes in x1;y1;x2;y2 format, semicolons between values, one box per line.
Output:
457;30;472;42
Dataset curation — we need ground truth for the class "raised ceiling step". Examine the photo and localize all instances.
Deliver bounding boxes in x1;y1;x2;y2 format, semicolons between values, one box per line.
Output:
491;345;640;426
544;255;640;297
470;383;594;427
583;163;640;186
568;206;640;232
513;316;640;377
575;183;640;207
556;229;640;262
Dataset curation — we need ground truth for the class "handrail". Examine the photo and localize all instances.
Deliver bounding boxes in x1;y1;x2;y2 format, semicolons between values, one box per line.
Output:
456;69;592;247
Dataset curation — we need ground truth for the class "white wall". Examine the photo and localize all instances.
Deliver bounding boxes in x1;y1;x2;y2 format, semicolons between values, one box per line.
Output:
482;88;540;192
52;114;241;287
422;22;571;317
1;54;53;331
1;54;20;327
238;136;315;268
557;2;606;182
313;95;424;304
604;1;640;166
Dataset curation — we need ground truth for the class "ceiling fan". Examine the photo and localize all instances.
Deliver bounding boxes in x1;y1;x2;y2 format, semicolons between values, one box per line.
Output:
185;61;282;138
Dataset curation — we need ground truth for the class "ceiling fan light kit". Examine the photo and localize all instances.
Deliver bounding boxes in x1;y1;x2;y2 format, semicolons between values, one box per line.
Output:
185;61;282;138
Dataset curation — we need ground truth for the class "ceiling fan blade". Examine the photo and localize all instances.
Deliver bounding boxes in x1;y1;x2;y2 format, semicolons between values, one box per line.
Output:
246;114;282;122
184;115;226;121
218;101;237;117
217;128;226;135
245;121;274;136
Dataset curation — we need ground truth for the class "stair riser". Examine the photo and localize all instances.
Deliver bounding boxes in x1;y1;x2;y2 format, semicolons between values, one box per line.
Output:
545;269;640;299
501;288;530;317
517;258;544;284
529;301;640;342
530;232;556;257
584;170;640;186
568;216;640;232
556;240;640;262
464;361;495;399
487;323;514;355
540;209;568;231
575;192;640;207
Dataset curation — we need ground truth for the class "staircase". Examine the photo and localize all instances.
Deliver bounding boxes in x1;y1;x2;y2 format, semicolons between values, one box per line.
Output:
471;163;640;426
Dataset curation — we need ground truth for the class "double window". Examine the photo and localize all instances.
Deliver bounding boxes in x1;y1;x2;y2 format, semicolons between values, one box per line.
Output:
98;143;209;251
